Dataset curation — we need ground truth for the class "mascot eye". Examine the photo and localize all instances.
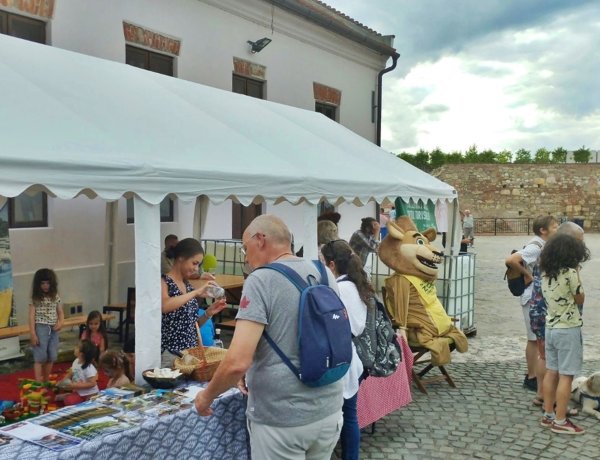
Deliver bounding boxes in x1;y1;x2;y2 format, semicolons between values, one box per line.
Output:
416;238;425;245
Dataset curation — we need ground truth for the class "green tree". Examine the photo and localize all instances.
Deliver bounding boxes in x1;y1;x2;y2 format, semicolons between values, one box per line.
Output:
479;149;497;163
445;151;464;164
573;146;591;163
398;152;418;167
514;148;532;164
534;148;551;163
497;149;512;163
414;149;431;171
429;147;446;170
552;147;567;163
398;150;430;171
464;144;479;163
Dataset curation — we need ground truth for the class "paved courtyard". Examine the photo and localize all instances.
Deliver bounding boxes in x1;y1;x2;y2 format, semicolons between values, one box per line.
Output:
350;234;600;460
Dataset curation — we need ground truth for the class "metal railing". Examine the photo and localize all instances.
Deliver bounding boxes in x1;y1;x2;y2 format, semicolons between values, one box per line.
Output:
474;218;533;235
474;217;573;235
365;252;476;334
200;239;245;275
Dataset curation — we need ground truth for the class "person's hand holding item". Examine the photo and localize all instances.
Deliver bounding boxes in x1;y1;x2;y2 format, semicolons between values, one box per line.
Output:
195;390;214;416
194;281;219;298
373;221;381;235
237;376;248;396
206;298;228;319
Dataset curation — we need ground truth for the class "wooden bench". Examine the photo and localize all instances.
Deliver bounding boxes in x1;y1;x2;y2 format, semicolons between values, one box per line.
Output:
0;313;115;339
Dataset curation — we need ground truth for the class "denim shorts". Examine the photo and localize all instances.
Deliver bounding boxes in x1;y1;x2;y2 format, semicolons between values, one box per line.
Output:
32;323;59;363
545;327;582;376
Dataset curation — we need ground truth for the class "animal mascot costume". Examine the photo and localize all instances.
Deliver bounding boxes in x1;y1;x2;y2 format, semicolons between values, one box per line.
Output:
379;216;468;365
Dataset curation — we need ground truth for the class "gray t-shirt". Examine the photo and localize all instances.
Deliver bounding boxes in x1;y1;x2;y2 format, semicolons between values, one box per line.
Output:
236;259;343;427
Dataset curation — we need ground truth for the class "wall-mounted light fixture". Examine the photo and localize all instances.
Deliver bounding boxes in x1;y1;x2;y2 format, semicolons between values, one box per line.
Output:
247;37;272;54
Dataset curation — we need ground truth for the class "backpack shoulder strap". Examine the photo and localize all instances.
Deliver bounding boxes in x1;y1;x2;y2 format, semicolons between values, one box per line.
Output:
524;240;543;250
259;262;309;291
262;333;300;379
312;259;329;287
256;262;305;380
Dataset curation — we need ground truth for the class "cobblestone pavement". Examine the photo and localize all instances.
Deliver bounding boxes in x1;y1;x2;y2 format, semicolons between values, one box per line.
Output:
340;234;600;459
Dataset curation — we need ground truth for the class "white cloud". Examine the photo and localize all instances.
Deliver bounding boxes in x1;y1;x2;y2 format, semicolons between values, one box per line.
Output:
324;0;600;153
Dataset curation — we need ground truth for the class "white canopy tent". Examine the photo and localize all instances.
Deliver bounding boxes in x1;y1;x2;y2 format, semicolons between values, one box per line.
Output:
0;35;458;381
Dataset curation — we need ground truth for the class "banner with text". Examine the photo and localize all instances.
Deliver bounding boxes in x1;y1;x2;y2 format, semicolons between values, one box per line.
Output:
395;198;437;232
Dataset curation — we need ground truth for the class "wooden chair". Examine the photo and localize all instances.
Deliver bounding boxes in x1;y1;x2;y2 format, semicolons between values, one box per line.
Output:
123;287;136;343
102;302;127;342
382;286;457;395
407;333;457;395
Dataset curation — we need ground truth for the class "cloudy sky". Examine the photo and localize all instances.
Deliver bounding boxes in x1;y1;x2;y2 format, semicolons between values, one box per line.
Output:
325;0;600;155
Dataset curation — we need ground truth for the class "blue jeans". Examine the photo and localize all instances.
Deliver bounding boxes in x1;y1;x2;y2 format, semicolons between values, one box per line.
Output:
341;391;360;460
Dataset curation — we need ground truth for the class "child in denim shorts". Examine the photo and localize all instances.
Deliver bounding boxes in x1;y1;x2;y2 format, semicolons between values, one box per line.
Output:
28;268;63;382
539;234;589;435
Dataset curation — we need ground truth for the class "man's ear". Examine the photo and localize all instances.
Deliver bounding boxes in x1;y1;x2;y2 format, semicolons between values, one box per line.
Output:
422;228;437;242
387;221;405;241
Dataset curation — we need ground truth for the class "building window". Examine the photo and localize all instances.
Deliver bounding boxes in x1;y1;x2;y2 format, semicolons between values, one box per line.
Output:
231;74;265;237
0;10;46;43
127;197;175;224
232;75;264;99
9;192;48;228
125;45;174;76
232;203;262;240
315;102;337;121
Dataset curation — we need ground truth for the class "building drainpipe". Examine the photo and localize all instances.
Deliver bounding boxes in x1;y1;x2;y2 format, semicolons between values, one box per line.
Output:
376;52;400;147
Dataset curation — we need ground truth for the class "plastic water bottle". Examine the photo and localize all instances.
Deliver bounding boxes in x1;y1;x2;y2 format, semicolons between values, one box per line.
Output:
213;328;224;348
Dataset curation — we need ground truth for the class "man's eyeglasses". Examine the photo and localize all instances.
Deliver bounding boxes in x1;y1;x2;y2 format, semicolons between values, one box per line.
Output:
240;233;262;257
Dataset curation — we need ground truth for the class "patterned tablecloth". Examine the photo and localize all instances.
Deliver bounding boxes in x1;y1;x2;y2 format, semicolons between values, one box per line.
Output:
357;335;414;428
0;390;249;460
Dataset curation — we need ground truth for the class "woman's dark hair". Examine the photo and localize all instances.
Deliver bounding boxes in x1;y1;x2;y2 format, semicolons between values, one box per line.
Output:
360;217;377;236
539;234;590;281
31;268;58;302
166;237;204;260
79;339;98;370
321;240;374;304
85;310;109;350
99;350;133;382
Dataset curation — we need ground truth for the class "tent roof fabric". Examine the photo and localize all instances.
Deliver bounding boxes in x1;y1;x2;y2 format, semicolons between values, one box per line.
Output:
0;35;456;206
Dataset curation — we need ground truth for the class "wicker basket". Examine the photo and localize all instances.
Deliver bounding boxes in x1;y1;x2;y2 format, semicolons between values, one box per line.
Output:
173;323;227;382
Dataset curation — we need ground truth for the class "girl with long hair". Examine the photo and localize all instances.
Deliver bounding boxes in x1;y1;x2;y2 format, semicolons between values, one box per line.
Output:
321;239;373;460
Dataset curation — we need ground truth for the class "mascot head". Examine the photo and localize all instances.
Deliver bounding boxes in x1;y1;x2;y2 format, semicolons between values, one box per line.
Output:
379;216;442;282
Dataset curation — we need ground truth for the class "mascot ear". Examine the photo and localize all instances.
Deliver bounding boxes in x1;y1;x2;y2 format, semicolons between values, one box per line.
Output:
387;220;405;241
422;227;437;242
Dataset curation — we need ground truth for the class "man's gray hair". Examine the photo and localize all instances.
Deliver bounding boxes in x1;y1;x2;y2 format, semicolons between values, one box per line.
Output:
556;221;584;239
246;214;292;245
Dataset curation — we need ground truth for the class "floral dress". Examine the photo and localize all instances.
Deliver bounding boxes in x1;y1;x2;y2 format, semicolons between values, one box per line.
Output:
161;275;199;354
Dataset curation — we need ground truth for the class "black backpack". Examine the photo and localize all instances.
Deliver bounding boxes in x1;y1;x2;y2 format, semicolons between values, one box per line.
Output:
504;240;542;296
345;286;402;378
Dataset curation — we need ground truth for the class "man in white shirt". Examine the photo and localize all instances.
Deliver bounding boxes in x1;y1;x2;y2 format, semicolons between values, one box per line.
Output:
505;216;558;391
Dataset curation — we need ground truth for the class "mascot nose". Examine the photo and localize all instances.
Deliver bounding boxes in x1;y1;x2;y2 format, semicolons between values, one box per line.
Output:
434;250;444;257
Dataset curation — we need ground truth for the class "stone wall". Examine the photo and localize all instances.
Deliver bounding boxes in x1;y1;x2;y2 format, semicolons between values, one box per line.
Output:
432;164;600;230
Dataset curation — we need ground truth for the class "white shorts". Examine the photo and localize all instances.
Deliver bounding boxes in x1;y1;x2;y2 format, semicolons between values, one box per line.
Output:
522;303;537;341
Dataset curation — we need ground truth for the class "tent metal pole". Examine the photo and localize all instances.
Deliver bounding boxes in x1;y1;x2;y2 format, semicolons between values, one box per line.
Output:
133;197;161;384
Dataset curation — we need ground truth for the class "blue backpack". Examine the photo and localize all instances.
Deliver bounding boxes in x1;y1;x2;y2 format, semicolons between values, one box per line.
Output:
260;261;352;387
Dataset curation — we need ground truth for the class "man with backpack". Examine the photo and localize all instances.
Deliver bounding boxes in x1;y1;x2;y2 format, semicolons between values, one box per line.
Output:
195;215;346;459
505;215;558;391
